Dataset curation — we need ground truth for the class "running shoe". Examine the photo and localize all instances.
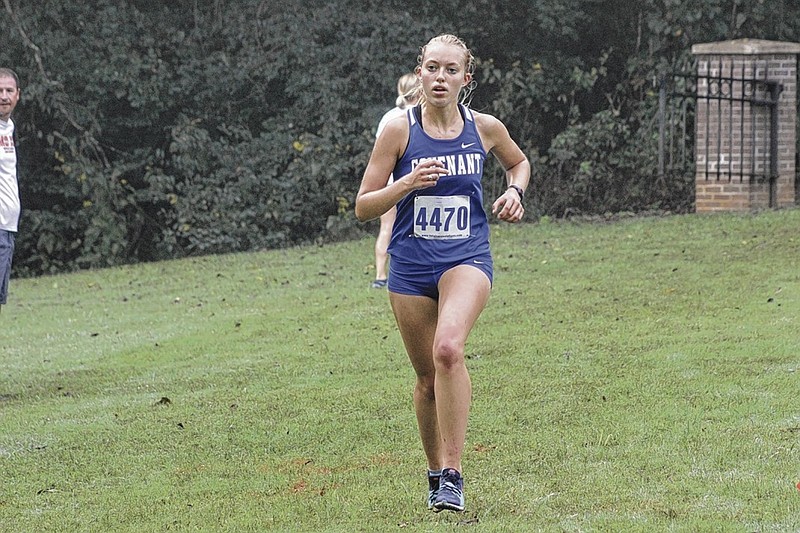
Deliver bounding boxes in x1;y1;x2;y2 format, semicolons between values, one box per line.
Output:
434;468;465;512
371;279;388;289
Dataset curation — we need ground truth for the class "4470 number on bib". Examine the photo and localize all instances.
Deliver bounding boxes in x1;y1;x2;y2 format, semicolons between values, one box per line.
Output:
413;195;470;240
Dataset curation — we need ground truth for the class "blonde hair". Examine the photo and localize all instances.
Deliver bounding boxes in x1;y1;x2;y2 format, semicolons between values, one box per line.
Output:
414;34;477;106
395;73;418;108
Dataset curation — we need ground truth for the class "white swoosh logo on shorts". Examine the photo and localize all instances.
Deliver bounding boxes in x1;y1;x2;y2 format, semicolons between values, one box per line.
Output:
461;142;475;149
473;260;484;264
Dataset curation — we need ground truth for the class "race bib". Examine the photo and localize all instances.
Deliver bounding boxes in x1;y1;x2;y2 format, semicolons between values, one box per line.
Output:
413;195;471;239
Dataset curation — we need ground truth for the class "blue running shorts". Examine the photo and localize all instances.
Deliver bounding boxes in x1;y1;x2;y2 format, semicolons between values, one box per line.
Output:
388;253;493;300
0;229;15;305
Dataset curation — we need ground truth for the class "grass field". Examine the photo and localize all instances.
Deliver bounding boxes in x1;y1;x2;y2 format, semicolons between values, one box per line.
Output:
1;209;799;532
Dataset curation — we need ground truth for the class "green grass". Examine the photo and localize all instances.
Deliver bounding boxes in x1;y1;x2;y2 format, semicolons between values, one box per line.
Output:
1;209;799;532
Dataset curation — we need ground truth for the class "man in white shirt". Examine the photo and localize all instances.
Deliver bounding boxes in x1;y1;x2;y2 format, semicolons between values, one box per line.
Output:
0;68;20;311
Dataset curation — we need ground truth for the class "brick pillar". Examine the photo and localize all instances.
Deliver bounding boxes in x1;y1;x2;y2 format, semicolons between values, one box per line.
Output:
691;39;800;212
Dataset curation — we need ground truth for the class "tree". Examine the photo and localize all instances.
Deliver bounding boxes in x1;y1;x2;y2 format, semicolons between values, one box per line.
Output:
3;0;800;275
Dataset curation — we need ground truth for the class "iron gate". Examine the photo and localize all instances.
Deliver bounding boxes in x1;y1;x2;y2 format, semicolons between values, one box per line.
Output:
658;58;782;205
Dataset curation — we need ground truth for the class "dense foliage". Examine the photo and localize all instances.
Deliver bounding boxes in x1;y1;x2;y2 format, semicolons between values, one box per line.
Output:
2;0;799;275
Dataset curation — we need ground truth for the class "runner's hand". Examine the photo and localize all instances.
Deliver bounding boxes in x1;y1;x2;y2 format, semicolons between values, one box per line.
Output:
492;189;524;222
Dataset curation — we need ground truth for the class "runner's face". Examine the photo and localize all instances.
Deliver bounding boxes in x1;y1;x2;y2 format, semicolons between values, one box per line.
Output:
0;76;19;121
418;43;470;107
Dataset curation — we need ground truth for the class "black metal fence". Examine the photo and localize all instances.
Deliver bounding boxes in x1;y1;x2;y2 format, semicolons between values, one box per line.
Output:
658;59;782;201
657;70;695;181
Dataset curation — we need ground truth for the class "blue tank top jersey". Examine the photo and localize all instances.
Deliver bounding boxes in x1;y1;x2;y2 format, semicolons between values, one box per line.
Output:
388;104;490;266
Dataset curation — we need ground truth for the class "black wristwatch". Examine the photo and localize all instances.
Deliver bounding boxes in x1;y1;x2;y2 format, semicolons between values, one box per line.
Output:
507;185;524;202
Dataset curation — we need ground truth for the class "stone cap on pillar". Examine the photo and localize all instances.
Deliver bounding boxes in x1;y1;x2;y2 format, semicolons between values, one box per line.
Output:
692;39;800;55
